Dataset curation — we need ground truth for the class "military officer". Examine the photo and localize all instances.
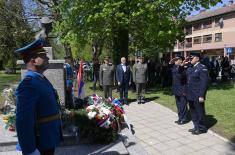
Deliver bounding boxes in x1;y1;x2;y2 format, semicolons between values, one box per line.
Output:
169;56;188;125
15;38;62;155
184;53;208;135
133;56;148;104
99;56;115;99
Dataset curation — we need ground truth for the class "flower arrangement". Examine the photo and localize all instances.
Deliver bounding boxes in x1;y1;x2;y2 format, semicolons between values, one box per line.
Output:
69;94;126;144
1;88;16;132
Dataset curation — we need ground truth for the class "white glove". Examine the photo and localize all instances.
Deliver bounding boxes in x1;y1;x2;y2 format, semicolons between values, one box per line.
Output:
29;149;41;155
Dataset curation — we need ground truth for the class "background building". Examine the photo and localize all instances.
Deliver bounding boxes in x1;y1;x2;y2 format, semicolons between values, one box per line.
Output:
174;0;235;60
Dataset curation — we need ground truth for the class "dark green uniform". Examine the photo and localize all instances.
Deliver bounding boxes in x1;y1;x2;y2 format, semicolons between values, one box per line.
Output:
133;63;148;103
99;63;115;98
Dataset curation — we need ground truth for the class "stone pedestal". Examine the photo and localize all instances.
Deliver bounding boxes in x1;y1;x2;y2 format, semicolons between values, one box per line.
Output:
44;47;54;60
17;60;66;105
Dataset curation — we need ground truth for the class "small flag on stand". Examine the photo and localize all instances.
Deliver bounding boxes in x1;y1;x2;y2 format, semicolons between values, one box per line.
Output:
77;60;85;99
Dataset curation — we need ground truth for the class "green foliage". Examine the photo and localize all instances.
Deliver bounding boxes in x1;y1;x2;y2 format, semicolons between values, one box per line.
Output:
54;0;222;57
71;44;93;61
0;0;33;67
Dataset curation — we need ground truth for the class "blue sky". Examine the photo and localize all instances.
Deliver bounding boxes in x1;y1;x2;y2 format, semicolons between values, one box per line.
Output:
191;0;230;15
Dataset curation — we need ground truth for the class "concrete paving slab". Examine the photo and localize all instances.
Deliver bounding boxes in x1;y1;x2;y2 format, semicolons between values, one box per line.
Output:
123;101;235;155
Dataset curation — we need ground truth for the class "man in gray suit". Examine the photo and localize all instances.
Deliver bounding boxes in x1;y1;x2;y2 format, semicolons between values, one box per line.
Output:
99;56;115;99
133;56;148;104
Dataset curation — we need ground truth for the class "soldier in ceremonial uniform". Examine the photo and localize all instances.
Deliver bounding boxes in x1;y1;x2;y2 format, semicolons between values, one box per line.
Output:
133;56;148;104
184;53;208;135
99;56;115;99
169;56;188;125
15;38;62;155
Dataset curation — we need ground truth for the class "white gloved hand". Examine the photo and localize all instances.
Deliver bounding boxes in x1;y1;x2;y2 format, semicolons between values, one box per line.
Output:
29;149;41;155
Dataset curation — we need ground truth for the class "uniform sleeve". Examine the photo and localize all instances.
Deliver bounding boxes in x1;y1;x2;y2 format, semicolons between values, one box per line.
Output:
146;64;148;82
199;67;208;97
99;65;103;85
129;66;132;83
113;66;116;84
132;64;136;83
16;80;39;154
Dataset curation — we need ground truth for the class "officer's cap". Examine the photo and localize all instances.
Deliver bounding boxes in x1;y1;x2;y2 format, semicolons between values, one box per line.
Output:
190;53;201;59
15;38;46;58
137;56;144;59
104;56;110;60
175;56;184;61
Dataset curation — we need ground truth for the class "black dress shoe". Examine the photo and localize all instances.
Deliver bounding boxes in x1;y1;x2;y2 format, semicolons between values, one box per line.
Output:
188;128;196;132
178;120;187;125
175;120;180;124
192;129;207;135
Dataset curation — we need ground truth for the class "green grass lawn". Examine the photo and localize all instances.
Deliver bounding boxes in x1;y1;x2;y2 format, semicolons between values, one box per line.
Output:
84;81;235;142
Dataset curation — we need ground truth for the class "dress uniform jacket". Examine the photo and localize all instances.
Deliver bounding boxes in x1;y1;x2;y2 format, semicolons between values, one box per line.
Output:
133;63;148;84
99;64;115;86
186;63;208;101
16;70;62;154
171;65;186;96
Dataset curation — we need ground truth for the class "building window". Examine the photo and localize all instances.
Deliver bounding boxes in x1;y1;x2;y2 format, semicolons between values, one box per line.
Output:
215;33;222;42
185;38;192;48
193;24;202;31
203;20;212;29
193;36;202;44
203;34;212;43
185;26;192;35
215;18;223;27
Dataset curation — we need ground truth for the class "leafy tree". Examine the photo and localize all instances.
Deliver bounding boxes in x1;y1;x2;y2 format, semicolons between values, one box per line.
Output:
54;0;222;64
0;0;33;69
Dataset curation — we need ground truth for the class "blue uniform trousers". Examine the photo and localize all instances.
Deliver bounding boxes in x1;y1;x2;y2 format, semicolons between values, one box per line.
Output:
175;96;188;121
119;82;129;103
188;100;207;131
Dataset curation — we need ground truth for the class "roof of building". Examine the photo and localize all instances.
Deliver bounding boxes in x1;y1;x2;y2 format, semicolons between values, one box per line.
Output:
186;3;235;22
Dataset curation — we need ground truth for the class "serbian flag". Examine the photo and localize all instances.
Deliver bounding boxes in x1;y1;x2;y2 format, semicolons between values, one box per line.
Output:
77;61;85;99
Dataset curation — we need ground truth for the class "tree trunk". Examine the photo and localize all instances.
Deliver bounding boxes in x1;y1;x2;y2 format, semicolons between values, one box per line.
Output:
113;27;129;65
92;40;103;61
64;44;74;67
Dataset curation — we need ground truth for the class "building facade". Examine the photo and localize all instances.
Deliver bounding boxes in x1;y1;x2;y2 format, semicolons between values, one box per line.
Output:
174;0;235;60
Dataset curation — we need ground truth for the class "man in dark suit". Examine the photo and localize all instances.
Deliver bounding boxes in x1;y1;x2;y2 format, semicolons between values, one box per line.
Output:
15;38;62;155
99;56;115;99
116;57;131;104
184;53;208;135
209;56;220;84
169;56;188;125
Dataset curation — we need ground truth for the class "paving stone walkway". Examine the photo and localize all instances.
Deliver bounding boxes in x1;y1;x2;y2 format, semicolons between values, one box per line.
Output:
123;101;235;155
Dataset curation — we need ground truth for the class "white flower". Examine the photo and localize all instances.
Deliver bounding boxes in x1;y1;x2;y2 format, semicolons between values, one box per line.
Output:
87;111;97;119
